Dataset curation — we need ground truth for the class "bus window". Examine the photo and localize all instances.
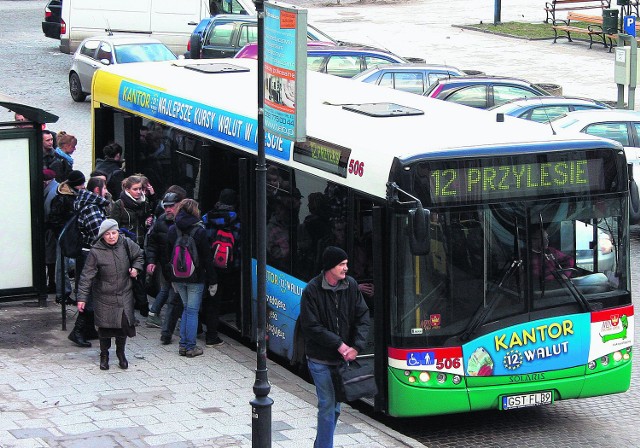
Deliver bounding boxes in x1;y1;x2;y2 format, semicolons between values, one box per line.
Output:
266;165;300;274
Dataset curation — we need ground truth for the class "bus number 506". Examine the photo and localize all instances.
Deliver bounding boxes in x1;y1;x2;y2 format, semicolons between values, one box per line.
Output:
436;358;461;370
349;160;365;177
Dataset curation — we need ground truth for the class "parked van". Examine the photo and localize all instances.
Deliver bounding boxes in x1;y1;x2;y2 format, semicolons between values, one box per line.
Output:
60;0;255;55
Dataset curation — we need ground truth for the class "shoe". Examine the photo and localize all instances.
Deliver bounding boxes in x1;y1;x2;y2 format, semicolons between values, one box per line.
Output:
206;337;224;347
161;335;172;345
68;330;91;348
186;346;203;358
146;314;161;328
179;347;187;356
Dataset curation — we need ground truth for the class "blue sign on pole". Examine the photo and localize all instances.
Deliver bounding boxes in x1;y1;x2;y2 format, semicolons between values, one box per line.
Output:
624;15;636;37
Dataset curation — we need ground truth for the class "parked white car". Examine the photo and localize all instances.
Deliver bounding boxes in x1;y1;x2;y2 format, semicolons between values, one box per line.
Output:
553;109;640;224
69;35;177;102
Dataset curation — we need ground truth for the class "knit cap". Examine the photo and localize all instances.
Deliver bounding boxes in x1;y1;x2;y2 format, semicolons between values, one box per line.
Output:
322;246;348;271
66;170;86;188
97;218;119;240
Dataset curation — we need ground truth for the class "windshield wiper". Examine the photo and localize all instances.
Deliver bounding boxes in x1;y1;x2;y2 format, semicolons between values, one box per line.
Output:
545;250;592;312
460;218;522;342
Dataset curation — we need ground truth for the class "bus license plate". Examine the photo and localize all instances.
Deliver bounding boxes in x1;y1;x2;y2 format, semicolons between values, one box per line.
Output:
501;391;553;410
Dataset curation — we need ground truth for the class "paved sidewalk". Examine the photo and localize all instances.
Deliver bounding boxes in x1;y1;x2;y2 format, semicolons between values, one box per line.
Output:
0;299;424;448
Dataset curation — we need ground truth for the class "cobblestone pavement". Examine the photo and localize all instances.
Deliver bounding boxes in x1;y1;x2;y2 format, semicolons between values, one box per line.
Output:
0;299;423;447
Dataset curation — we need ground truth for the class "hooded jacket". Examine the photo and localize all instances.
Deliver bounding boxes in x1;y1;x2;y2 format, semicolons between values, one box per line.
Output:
47;182;78;233
165;210;217;285
299;273;370;363
76;236;144;329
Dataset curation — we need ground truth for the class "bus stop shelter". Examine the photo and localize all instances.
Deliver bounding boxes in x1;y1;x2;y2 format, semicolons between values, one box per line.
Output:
0;93;58;305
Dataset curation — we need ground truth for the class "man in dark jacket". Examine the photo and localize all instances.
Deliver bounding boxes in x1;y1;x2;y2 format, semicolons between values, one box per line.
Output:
94;142;125;199
145;191;183;340
299;246;370;448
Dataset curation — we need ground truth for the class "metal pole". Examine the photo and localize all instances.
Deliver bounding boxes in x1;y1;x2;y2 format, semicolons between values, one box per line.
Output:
494;0;502;25
250;0;273;446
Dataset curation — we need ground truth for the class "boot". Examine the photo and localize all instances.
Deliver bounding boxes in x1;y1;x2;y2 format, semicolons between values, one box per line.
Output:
115;336;128;369
99;338;111;370
68;313;91;347
84;311;99;340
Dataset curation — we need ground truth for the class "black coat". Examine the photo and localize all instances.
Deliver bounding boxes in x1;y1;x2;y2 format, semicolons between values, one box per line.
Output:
145;213;173;277
299;273;370;362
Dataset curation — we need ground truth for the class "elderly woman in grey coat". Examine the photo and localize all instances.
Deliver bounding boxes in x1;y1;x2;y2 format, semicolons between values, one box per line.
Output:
77;219;144;370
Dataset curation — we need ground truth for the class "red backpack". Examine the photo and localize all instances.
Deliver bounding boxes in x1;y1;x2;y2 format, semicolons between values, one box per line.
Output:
211;228;235;269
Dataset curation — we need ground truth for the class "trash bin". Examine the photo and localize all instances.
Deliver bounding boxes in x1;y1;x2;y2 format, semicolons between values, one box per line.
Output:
603;9;619;34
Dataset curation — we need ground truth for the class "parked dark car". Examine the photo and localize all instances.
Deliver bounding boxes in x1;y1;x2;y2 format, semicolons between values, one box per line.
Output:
352;63;465;94
42;0;62;40
488;96;610;123
188;15;336;59
424;76;550;109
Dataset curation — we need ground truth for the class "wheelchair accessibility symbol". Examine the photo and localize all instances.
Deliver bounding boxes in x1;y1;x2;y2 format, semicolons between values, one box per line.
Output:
407;351;435;366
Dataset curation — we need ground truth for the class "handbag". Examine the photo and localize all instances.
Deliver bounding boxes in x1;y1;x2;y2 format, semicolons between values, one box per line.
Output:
123;238;149;317
335;360;378;402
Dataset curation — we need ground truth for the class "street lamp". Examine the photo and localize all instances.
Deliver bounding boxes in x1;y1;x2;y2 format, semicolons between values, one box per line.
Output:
250;0;274;446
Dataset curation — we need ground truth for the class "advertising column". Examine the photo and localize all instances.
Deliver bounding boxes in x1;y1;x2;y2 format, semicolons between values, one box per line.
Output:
263;2;307;143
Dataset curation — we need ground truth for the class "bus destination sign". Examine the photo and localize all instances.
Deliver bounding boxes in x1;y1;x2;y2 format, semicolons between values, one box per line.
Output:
293;137;351;177
428;158;605;204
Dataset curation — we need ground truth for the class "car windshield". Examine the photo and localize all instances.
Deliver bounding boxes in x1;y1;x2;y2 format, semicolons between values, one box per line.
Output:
114;43;177;64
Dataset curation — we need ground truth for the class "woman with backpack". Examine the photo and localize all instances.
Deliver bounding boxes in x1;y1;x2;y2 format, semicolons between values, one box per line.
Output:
110;175;154;247
165;199;217;358
76;219;144;370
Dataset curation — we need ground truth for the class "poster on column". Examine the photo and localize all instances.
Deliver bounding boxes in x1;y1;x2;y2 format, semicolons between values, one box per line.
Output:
264;1;307;142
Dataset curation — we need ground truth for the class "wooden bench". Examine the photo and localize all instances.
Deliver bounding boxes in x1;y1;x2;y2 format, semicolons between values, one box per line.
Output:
544;0;610;24
552;12;612;49
553;11;640;52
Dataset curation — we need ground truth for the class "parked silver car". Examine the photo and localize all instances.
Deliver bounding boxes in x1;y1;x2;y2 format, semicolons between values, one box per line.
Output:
352;63;464;95
69;35;177;102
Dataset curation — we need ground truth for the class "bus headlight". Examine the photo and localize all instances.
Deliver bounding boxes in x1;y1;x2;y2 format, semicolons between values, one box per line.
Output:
419;372;430;383
404;370;411;376
436;373;447;384
408;375;417;383
613;351;623;362
600;355;610;366
452;375;462;385
588;361;597;370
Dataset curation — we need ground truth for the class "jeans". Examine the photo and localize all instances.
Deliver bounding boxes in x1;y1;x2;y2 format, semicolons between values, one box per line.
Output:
307;359;341;448
174;282;205;350
150;276;172;315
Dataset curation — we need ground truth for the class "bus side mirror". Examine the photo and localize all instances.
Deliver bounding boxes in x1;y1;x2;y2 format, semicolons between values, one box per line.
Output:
408;207;430;255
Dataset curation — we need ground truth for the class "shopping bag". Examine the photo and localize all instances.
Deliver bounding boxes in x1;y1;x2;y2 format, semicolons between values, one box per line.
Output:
336;360;377;402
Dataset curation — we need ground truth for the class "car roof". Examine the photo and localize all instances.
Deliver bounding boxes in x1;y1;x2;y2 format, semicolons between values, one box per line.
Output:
434;75;538;86
353;63;464;79
489;96;608;110
553;109;640;127
307;46;406;60
80;35;166;46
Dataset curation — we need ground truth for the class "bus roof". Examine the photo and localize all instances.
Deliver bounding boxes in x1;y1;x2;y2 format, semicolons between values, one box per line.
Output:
92;58;618;199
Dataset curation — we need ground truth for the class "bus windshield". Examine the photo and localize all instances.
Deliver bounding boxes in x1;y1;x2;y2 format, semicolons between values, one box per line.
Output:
391;196;630;348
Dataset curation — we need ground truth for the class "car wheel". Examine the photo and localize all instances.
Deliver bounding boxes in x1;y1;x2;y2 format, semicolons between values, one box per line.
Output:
630;178;640;225
189;34;202;59
69;72;87;102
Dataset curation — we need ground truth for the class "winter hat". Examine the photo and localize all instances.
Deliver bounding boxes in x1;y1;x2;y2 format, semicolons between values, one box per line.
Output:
218;188;237;207
322;246;348;271
43;169;56;181
97;218;119;240
66;170;86;188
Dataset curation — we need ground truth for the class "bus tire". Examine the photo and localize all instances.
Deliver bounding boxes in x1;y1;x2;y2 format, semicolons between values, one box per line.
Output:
69;72;87;102
630;179;640;225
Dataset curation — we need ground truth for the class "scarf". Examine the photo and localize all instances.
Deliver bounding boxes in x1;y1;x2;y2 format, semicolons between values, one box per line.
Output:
54;147;74;166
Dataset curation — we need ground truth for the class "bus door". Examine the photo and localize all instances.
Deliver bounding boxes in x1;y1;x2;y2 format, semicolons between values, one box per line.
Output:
371;205;387;412
202;147;246;334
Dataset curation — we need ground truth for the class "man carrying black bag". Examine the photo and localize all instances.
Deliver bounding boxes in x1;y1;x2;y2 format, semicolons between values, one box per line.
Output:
299;246;370;448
